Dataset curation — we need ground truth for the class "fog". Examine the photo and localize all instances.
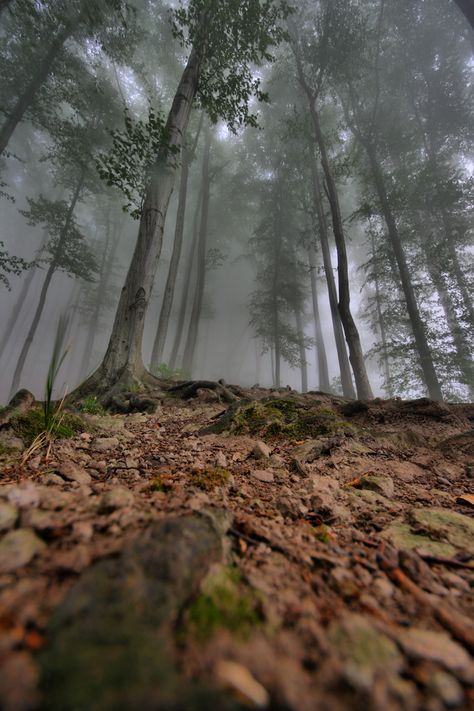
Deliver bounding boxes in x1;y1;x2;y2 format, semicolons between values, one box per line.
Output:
1;0;473;406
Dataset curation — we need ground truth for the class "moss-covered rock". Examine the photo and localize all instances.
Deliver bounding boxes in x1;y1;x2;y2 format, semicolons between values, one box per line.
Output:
190;467;232;491
9;406;85;445
381;521;456;557
409;507;474;555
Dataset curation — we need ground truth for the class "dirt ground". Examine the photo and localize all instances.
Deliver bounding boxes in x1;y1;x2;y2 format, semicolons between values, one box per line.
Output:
0;386;473;710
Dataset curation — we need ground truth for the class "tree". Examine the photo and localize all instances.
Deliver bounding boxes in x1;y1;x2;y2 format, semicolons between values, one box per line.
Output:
453;0;474;28
77;0;289;400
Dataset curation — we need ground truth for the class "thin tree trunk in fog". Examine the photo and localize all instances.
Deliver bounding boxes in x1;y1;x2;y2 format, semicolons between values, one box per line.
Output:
294;307;308;393
370;233;393;398
308;244;330;392
150;114;203;370
291;30;372;400
83;46;203;392
453;0;474;29
0;230;48;360
361;140;443;400
9;177;83;396
182;125;211;376
168;190;201;370
0;25;71;155
310;159;355;398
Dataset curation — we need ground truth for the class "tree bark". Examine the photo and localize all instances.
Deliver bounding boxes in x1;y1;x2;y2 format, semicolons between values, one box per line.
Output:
9;178;84;397
81;45;204;394
308;244;331;392
181;124;212;375
370;233;393;398
294;306;308;393
0;25;71;155
362;141;443;401
310;158;355;398
150;115;203;370
168;189;201;370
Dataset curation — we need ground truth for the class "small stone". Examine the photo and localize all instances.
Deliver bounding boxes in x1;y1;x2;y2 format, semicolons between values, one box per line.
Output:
72;520;94;543
21;509;63;532
398;628;474;681
54;544;92;573
125;456;139;469
57;461;91;486
215;660;269;708
214;451;227;468
0;529;45;573
0;502;18;532
251;440;272;460
91;437;120;453
99;487;134;513
372;576;395;599
7;483;40;509
360;474;394;498
251;469;274;483
40;473;65;487
428;671;464;708
79;432;92;442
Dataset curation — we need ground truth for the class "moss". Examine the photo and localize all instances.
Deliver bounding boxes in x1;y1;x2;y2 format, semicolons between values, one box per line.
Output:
186;567;261;641
150;475;173;493
10;407;85;445
190;466;231;491
79;396;106;415
229;398;354;441
311;523;331;544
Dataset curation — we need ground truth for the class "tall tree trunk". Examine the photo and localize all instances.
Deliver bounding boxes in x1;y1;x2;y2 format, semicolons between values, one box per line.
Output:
0;230;48;360
0;25;71;155
168;190;201;370
150;115;203;370
310;158;355;398
82;46;203;393
294;307;308;393
181;125;212;375
9;178;84;397
370;233;393;398
362;140;443;400
308;243;331;392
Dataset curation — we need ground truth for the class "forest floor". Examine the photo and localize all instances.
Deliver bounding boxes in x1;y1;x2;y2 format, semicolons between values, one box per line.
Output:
0;384;473;710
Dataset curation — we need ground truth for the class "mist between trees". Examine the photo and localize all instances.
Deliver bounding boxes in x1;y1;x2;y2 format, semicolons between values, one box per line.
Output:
0;0;473;405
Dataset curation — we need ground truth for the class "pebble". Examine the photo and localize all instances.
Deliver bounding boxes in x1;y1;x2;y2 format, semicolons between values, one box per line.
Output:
57;461;92;486
251;440;272;460
251;469;274;483
0;529;45;573
91;437;120;453
7;483;40;509
0;502;18;532
99;487;134;513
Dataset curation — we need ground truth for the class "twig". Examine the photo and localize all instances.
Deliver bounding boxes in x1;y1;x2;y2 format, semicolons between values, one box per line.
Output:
419;554;474;572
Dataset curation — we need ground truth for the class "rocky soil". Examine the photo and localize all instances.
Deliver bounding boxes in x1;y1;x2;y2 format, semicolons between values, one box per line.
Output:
0;384;473;710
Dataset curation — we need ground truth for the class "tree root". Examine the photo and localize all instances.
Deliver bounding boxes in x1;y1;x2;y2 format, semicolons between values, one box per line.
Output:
168;379;245;404
0;389;35;428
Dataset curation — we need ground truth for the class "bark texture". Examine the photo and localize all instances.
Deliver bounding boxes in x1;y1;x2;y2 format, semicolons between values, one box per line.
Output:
308;244;330;392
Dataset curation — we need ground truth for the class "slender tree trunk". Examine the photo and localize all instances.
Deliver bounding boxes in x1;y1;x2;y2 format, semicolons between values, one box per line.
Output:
168;190;201;370
310;158;355;398
82;46;203;393
150;116;203;370
308;243;330;392
294;307;308;393
370;233;393;398
362;141;443;400
0;25;71;155
182;124;212;375
9;178;84;396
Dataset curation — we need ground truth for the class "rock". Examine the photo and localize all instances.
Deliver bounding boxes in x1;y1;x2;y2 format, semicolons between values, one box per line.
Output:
215;660;269;708
54;545;92;573
428;671;464;708
7;483;40;509
390;461;424;482
359;474;394;498
0;429;25;452
0;502;18;532
251;440;272;460
382;521;456;557
72;520;94;543
21;509;64;533
214;451;227;468
57;461;91;486
99;487;134;513
397;628;474;681
125;456;139;469
91;437;120;453
328;613;403;690
292;439;325;463
251;469;274;483
0;529;45;573
40;473;65;487
409;508;474;555
437;430;474;457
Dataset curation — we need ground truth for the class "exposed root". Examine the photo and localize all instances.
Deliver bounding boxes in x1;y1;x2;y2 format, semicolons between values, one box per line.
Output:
168;379;245;404
0;389;35;428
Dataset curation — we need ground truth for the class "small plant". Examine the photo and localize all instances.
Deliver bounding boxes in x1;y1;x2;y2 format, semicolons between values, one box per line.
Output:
190;466;231;491
150;362;187;381
80;396;105;415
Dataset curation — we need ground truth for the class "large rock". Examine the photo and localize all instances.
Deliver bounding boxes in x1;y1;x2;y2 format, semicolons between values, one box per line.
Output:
410;507;474;555
0;501;18;532
40;513;243;711
57;461;92;486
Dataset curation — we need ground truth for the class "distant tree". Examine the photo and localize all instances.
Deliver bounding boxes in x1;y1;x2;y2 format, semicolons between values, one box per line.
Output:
0;242;29;289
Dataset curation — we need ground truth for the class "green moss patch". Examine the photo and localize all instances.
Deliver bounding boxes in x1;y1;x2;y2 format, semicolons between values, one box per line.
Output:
10;407;85;445
227;397;354;441
186;566;261;641
190;467;231;491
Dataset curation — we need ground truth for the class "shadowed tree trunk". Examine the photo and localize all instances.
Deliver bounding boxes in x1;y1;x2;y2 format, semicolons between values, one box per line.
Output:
0;25;71;155
182;124;212;375
310;158;356;398
77;45;204;397
294;306;308;393
150;113;204;370
453;0;474;28
308;244;330;392
370;233;393;398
